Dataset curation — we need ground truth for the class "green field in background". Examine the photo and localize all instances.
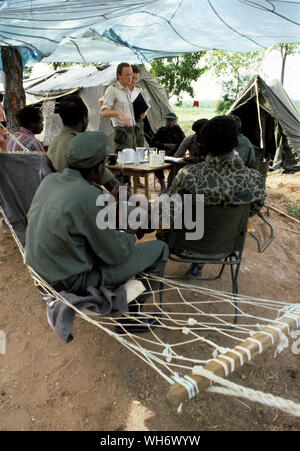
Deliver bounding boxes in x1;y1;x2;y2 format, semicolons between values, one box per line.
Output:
171;100;217;135
171;99;300;136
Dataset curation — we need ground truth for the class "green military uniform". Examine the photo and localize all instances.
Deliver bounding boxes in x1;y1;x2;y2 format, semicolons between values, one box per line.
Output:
113;125;137;153
25;131;169;295
237;134;256;169
47;125;113;184
150;124;185;155
157;154;265;243
135;120;145;147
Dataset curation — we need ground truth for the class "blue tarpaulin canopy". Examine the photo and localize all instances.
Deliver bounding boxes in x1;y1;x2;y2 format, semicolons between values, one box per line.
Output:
0;0;300;66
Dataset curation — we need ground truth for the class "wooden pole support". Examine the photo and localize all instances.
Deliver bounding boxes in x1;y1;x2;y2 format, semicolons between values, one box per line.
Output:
166;310;300;408
265;203;300;225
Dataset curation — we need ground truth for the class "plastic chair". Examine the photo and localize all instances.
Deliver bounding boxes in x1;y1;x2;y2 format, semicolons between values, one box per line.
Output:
164;204;251;324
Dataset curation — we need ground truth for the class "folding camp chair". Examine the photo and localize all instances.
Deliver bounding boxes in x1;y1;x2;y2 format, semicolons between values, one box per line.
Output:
249;158;274;253
164;204;251;324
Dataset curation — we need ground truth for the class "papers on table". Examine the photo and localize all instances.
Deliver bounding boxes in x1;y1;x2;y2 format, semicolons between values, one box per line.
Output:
164;156;185;163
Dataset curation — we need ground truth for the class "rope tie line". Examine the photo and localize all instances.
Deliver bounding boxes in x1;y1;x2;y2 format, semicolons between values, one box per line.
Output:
235;346;251;362
219;354;235;373
256;330;275;345
182;327;190;335
267;324;288;337
192;367;300;418
184;375;199;397
284;312;300;329
162;344;173;363
212;358;229;376
172;374;198;399
274;330;289;358
247;337;263;353
229;349;245;366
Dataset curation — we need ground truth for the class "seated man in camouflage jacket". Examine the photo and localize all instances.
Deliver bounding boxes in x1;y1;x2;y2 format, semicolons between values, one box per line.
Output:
157;115;266;277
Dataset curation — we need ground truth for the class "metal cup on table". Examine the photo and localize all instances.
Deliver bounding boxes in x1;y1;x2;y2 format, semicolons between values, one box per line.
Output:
158;150;165;164
136;147;145;162
117;151;125;167
134;150;140;164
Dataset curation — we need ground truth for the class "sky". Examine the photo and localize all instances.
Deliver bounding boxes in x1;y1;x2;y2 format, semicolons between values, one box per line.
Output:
191;52;300;101
30;50;300;102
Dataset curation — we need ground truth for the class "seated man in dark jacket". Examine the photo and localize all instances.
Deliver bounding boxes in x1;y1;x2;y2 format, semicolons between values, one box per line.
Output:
150;112;185;193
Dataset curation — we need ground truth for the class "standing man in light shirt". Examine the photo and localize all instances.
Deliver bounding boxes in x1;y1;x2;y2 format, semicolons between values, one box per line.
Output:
129;64;149;188
101;62;137;153
129;64;149;148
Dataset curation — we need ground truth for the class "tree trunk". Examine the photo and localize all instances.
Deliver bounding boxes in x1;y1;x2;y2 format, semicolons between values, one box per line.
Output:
1;46;26;133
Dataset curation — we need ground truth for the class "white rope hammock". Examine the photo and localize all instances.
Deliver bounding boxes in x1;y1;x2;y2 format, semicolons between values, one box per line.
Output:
1;184;300;420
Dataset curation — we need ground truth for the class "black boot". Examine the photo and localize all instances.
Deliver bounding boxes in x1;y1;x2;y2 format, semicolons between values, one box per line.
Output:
185;263;203;278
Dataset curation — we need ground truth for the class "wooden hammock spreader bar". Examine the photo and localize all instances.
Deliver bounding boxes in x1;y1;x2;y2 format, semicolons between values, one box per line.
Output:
166;309;300;408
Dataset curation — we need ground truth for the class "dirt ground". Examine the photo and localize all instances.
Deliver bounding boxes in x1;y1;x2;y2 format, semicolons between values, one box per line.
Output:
0;172;299;431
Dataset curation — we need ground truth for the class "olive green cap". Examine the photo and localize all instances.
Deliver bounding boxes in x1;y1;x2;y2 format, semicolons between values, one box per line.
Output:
67;131;112;169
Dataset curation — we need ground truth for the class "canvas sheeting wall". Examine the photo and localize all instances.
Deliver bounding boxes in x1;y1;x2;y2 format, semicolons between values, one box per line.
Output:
0;152;53;246
25;64;172;148
228;75;300;172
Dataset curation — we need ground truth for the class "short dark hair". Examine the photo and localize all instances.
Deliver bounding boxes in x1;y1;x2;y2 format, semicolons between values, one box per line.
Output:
230;114;242;132
192;118;208;133
0;93;3;102
116;62;131;77
201;115;238;156
131;65;140;74
18;106;42;128
59;95;88;127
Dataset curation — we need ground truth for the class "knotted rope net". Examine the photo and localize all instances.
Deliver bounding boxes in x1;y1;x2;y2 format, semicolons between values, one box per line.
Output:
1;189;300;419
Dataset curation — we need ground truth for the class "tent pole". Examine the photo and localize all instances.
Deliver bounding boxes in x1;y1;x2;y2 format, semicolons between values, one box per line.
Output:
255;79;264;150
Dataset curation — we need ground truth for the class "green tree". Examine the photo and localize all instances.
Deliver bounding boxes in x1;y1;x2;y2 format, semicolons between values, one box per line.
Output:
270;43;300;85
149;52;207;106
205;50;265;114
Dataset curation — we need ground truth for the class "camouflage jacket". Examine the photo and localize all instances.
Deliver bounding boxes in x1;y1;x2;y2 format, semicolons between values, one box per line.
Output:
157;154;265;241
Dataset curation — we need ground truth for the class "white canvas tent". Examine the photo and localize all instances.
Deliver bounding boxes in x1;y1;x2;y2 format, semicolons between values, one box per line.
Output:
25;64;173;148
